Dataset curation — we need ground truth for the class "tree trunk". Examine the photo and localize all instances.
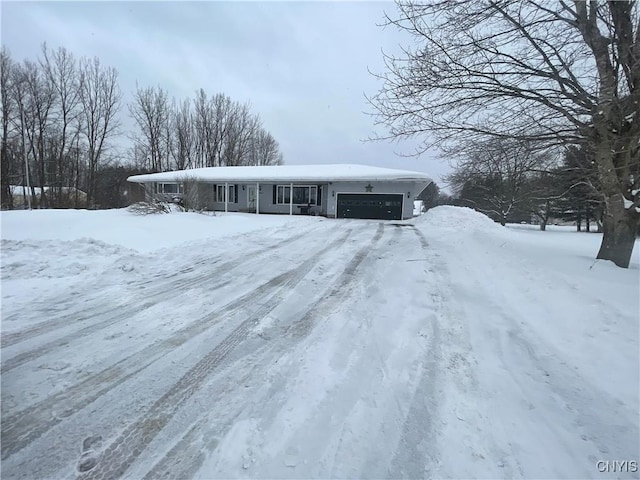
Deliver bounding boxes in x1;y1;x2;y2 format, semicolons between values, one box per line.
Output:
596;194;638;268
539;201;549;231
589;107;639;266
1;139;11;209
576;208;582;231
29;183;37;208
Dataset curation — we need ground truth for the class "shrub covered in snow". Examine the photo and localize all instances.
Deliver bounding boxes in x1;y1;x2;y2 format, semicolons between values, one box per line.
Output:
127;201;171;215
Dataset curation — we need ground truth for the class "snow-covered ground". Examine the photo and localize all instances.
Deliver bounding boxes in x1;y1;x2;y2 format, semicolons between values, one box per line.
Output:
1;206;638;479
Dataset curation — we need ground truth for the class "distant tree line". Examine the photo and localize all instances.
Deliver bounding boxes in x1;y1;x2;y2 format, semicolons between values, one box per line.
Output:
0;44;283;210
444;139;603;232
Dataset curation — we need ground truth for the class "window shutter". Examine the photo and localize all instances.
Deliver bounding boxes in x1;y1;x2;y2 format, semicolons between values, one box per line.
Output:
273;185;277;204
235;184;238;203
317;185;322;205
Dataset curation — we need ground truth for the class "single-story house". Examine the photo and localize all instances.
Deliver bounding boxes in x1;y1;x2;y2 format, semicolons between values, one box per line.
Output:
126;164;432;220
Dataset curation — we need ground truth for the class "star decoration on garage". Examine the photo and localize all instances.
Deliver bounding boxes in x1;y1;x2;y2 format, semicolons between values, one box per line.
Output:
365;183;373;192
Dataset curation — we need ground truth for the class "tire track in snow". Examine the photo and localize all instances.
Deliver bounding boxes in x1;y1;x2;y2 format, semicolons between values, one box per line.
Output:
496;311;639;467
0;223;324;349
284;222;386;339
139;223;387;480
0;228;352;462
410;224;430;250
0;225;326;375
74;226;368;480
388;322;441;478
139;366;259;480
142;419;213;480
388;226;443;478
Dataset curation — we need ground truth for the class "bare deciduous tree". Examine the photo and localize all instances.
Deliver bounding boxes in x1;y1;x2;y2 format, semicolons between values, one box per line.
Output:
20;59;56;207
188;90;281;168
1;47;15;208
250;129;283;166
79;56;121;205
223;103;259;166
129;85;171;172
370;1;640;267
41;44;82;206
447;139;548;225
172;98;194;170
193;91;233;167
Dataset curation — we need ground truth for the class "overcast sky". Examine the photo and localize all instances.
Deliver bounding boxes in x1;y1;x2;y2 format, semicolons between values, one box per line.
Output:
1;1;450;185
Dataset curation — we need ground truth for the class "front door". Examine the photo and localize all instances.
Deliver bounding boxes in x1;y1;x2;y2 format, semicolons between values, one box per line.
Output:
247;186;257;211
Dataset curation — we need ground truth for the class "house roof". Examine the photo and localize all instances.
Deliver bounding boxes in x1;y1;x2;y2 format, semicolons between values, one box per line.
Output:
127;164;432;184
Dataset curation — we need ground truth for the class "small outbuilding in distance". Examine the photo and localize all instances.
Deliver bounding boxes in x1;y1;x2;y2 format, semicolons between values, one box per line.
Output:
127;164;432;220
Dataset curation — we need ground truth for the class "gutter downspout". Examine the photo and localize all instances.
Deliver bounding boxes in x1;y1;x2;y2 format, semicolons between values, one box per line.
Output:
225;182;228;213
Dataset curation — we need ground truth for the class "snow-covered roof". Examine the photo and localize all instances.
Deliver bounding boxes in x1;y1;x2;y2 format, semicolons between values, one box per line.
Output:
127;164;432;184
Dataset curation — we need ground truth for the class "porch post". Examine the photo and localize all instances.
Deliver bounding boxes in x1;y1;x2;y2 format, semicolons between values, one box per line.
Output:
225;182;228;213
256;182;260;214
289;182;293;215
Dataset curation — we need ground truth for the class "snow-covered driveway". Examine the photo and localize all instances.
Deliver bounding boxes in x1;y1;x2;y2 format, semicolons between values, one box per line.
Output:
1;208;638;479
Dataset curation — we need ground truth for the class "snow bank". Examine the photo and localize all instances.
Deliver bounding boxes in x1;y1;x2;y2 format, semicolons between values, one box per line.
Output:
419;206;640;268
417;205;500;232
1;209;323;253
1;238;130;280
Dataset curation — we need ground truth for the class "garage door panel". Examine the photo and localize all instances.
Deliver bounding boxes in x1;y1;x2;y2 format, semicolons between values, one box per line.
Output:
337;194;403;220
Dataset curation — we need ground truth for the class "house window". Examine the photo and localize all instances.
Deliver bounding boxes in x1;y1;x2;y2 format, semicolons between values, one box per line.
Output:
276;185;290;204
157;183;182;194
276;185;317;205
214;184;237;203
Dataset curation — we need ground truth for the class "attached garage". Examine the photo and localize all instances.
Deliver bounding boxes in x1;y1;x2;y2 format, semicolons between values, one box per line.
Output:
337;193;403;220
